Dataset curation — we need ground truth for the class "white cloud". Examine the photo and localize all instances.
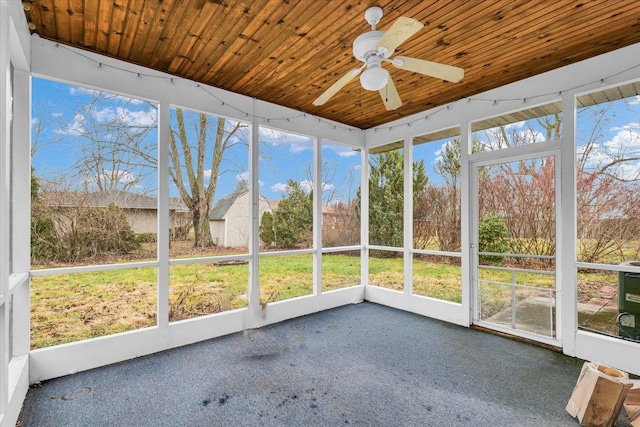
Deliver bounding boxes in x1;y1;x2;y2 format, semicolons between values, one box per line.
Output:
579;124;640;180
118;107;156;126
300;179;313;192
70;87;100;97
92;107;116;123
515;129;545;144
55;113;85;135
70;86;146;105
113;170;137;184
504;120;526;130
259;127;313;153
270;182;288;192
84;169;137;188
91;106;156;127
236;171;264;186
323;141;359;157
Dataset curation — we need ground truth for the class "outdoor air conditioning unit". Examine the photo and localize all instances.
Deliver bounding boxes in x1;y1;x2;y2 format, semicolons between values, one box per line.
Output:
617;261;640;341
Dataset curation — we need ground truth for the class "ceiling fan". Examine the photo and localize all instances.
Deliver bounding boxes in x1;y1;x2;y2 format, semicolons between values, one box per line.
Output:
312;7;464;111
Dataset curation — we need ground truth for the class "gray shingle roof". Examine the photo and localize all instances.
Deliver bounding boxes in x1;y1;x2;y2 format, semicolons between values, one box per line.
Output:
44;189;188;211
209;189;248;220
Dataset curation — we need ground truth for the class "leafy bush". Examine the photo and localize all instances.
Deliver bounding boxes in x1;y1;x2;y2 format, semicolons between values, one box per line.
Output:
478;214;510;265
259;180;312;248
259;211;276;246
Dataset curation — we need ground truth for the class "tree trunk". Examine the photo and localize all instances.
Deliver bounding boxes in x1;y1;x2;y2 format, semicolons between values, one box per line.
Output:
192;202;214;248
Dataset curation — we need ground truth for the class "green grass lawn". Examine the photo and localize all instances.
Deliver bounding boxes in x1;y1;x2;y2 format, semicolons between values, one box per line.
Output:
30;253;617;349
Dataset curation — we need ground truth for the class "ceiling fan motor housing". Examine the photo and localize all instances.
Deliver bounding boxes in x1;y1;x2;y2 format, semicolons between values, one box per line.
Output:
353;31;394;61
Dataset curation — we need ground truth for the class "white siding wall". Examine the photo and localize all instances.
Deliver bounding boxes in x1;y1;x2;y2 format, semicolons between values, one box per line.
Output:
210;193;273;247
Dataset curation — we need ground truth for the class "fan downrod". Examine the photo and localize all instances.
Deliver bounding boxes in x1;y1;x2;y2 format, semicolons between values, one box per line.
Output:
364;7;383;29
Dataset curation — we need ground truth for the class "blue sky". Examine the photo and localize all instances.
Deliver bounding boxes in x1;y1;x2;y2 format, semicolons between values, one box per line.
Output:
31;77;640;205
31;77;363;205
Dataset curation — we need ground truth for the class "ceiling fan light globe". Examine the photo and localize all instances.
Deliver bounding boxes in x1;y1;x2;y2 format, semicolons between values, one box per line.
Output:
360;67;389;91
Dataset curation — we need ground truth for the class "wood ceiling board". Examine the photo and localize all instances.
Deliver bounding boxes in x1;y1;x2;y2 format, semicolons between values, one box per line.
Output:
133;0;178;63
79;0;98;47
233;0;363;95
474;2;639;68
22;0;640;129
160;0;215;72
166;3;224;75
214;0;323;90
51;0;71;43
95;0;116;53
148;0;197;70
107;0;133;54
199;0;286;84
304;1;560;126
250;1;422;101
165;1;220;74
116;0;145;57
68;0;86;46
173;0;244;77
189;0;257;82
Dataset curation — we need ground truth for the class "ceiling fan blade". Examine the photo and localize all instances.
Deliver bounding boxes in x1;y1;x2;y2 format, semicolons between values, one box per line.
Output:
393;56;464;82
313;68;362;106
376;17;424;53
378;76;402;111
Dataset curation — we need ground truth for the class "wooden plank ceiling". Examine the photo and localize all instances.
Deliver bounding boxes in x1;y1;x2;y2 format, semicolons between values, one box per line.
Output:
22;0;640;129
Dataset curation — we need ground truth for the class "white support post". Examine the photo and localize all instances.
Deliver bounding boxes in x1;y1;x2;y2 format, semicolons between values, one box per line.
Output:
0;1;11;418
10;68;30;357
248;101;261;318
157;102;170;327
313;138;322;295
560;93;577;356
403;137;413;295
10;69;29;275
360;148;369;289
460;121;472;325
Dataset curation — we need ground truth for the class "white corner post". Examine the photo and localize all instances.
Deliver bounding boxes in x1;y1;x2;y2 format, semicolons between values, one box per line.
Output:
1;2;31;425
460;121;472;325
9;68;30;358
157;101;170;327
403;136;413;295
0;1;9;419
313;137;322;295
248;100;261;319
560;92;577;356
360;148;369;290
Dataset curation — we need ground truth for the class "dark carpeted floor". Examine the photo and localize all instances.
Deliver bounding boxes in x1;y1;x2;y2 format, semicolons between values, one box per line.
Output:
18;302;630;426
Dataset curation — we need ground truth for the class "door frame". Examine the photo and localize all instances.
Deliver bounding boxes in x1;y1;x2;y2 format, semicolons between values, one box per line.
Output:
469;141;562;347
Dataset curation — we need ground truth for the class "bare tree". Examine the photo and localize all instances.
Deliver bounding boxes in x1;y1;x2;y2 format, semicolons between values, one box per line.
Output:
62;93;157;194
576;104;640;263
168;108;246;248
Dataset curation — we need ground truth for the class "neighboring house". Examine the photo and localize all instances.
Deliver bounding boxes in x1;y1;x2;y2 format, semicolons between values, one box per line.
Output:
209;189;273;247
322;205;338;229
43;189;190;234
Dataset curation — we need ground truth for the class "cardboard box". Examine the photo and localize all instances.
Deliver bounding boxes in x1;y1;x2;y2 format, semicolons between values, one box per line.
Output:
625;380;640;427
566;362;633;427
